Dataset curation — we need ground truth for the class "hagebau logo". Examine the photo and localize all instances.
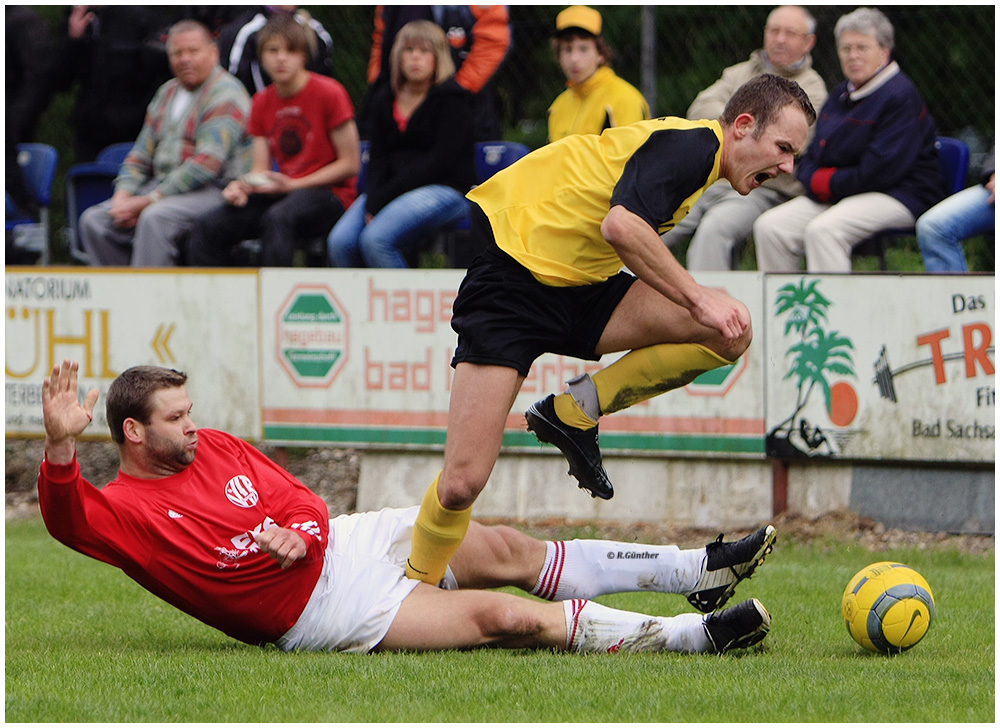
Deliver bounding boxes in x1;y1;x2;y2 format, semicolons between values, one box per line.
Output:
276;284;349;387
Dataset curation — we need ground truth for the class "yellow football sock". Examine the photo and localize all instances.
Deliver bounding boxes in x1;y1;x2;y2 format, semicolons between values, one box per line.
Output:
593;343;732;414
405;473;472;585
553;392;599;430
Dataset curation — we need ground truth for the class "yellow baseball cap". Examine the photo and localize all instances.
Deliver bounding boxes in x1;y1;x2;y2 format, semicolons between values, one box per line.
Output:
556;5;602;36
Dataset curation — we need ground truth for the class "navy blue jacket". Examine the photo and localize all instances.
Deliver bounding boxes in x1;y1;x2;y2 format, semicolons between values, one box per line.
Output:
796;64;945;217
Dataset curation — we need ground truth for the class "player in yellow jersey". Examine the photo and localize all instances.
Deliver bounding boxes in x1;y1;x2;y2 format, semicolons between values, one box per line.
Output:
406;74;814;586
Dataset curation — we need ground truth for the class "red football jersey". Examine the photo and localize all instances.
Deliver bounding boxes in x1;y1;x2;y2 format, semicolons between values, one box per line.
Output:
38;429;329;645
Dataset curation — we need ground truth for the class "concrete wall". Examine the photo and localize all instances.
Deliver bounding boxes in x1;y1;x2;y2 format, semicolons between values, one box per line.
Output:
849;464;994;534
357;452;994;535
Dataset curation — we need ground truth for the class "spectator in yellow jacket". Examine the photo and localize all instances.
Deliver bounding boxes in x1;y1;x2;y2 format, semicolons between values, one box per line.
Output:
547;5;650;143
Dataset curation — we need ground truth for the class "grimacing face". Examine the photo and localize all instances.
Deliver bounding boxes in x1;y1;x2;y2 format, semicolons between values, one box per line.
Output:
726;104;809;195
168;29;219;90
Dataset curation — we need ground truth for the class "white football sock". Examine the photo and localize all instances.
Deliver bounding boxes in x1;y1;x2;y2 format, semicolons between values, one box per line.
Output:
563;599;710;654
531;539;706;601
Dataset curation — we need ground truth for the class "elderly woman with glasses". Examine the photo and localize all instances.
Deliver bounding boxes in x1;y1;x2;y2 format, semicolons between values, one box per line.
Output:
754;7;945;272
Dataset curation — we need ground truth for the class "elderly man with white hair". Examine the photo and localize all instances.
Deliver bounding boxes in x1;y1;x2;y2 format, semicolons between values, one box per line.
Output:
661;5;828;270
754;7;945;273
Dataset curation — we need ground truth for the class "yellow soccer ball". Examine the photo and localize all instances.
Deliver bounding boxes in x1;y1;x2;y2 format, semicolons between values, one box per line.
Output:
841;561;935;654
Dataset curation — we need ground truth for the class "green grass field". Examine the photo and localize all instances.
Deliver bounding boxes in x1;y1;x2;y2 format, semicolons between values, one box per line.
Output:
5;517;994;722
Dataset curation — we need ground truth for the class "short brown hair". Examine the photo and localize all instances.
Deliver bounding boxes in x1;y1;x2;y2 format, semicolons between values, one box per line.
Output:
720;73;816;137
106;366;188;444
390;20;456;94
257;13;313;59
551;29;614;68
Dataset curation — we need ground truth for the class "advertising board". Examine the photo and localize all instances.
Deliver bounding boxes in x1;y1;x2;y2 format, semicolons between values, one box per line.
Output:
5;268;261;439
763;274;994;462
259;269;767;457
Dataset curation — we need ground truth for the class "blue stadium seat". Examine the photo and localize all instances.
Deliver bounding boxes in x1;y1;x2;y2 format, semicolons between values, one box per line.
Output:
438;140;532;266
7;143;58;264
96;142;134;167
64;143;133;263
852;136;971;270
474;141;530;184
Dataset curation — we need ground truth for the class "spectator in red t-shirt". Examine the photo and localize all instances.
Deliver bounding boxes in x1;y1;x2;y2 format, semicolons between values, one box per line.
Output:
187;14;361;267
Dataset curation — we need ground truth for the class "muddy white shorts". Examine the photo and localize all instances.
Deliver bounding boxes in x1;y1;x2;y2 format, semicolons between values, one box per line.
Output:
276;506;457;653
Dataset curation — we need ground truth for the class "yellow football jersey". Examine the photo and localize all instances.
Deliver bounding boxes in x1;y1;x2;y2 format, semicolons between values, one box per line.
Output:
467;117;724;286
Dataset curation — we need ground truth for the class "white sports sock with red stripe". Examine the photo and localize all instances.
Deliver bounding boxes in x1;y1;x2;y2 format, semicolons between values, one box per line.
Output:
531;539;706;601
563;599;710;654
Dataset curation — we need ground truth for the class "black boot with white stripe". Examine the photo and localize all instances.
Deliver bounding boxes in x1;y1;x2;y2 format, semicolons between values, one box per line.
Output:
685;525;777;613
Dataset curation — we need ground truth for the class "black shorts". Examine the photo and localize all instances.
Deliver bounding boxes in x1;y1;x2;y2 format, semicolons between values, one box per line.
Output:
451;203;636;376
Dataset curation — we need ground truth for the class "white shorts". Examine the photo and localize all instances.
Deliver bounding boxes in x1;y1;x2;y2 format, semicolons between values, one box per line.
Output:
275;506;457;653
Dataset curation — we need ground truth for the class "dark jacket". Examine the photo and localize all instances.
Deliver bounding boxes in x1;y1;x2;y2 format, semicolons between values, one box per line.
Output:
6;5;54;216
6;6;54;144
216;7;333;97
365;78;476;215
796;62;945;218
50;6;171;161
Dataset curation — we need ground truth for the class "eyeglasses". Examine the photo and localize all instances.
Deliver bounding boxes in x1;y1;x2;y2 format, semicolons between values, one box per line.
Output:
838;42;880;55
764;26;810;39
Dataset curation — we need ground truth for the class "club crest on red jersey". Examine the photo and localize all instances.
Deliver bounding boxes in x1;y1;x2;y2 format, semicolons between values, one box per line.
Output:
225;475;259;508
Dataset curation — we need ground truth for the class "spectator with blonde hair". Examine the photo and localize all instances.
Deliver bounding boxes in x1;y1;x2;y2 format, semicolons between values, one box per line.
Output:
328;20;475;268
358;6;510;142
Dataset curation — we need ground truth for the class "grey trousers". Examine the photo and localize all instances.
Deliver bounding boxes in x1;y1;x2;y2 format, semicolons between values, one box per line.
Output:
753;192;915;273
661;183;787;271
80;182;225;266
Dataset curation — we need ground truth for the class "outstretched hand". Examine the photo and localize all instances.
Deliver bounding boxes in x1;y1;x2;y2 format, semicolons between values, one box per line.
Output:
42;359;99;464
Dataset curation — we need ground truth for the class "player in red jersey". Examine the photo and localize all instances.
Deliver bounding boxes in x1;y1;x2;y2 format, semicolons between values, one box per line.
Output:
38;360;775;654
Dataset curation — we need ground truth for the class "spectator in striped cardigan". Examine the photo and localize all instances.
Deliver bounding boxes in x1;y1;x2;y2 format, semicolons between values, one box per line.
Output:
80;20;252;267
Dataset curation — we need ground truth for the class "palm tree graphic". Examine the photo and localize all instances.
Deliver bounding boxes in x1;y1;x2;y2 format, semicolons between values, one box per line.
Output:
768;278;856;457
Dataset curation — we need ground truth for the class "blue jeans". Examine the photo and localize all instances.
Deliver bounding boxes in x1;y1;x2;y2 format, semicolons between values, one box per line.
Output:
327;185;469;268
915;185;995;272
